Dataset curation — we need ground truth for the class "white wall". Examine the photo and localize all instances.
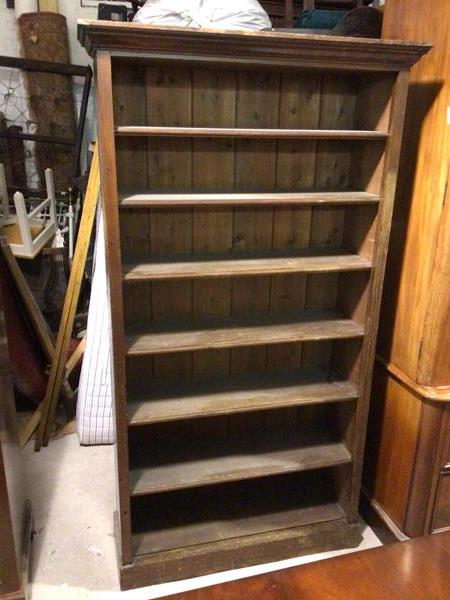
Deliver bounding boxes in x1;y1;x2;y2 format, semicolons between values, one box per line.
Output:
0;1;97;65
0;2;98;182
0;7;19;56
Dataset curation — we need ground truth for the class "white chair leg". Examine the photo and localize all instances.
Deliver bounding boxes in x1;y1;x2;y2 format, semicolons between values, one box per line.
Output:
44;168;57;225
13;191;34;256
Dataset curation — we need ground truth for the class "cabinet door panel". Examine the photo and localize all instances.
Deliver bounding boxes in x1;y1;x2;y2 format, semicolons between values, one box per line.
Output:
433;474;450;532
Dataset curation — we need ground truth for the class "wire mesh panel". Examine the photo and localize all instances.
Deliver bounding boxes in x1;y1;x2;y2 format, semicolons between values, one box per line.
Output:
0;58;92;196
0;66;39;191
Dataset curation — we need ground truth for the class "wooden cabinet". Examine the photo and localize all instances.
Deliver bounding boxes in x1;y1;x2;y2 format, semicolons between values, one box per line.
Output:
78;20;426;589
0;252;31;600
363;0;450;539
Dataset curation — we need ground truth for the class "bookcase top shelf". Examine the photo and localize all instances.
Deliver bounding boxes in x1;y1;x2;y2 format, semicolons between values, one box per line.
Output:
78;20;430;71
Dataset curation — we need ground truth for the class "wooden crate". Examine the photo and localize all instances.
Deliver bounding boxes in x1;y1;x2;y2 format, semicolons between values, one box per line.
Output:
78;20;428;589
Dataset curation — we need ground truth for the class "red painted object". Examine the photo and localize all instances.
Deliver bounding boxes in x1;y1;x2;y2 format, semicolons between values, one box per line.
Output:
0;256;47;405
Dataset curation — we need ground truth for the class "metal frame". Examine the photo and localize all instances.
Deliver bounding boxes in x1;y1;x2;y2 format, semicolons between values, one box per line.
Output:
0;55;92;196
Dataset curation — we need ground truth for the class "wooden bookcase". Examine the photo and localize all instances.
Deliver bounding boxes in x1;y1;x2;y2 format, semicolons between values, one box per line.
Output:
78;21;428;589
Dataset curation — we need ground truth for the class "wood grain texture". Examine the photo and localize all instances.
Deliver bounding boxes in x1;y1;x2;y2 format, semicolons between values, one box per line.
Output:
129;471;351;557
122;518;361;589
130;433;351;496
433;474;450;531
80;20;425;587
116;126;388;139
35;145;99;449
379;0;450;386
228;70;278;434
95;52;133;564
366;0;450;539
345;69;412;524
170;530;450;600
78;20;430;71
128;369;357;425
119;191;380;207
126;310;365;356
146;65;193;382
123;250;371;281
364;362;421;529
190;67;235;389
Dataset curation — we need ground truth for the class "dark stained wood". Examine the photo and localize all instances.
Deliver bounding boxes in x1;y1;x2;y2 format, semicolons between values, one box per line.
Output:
79;20;426;589
124;518;361;589
130;431;352;496
434;474;450;531
126;470;359;576
0;129;74;146
0;54;89;77
358;491;399;545
133;505;348;557
170;531;450;600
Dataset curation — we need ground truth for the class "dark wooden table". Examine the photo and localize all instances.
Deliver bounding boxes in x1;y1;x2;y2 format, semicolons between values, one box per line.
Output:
171;531;450;599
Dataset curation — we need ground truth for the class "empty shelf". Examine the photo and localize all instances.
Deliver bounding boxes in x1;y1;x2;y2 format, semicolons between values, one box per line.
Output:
119;190;380;207
131;472;346;556
123;249;372;282
130;431;351;496
125;310;365;356
116;126;388;140
128;368;358;426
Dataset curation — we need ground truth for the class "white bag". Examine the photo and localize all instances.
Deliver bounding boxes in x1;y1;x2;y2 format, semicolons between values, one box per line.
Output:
133;0;271;31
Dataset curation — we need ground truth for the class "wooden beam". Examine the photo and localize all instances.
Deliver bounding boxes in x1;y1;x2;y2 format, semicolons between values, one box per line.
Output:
0;54;91;77
35;145;99;450
65;336;86;376
18;339;85;449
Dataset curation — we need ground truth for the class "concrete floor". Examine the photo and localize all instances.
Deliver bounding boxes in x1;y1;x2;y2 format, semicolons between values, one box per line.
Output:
24;433;382;599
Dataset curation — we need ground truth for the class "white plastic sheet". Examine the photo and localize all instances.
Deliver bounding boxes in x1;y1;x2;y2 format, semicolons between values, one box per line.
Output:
76;206;114;445
133;0;271;31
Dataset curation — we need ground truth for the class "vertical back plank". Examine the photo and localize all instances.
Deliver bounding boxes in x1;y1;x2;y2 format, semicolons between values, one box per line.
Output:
113;62;151;327
146;65;193;380
190;68;237;439
229;71;279;436
266;72;323;431
269;72;322;376
304;75;356;365
191;68;236;379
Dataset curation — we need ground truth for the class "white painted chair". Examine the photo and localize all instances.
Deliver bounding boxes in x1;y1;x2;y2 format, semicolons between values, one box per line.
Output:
0;165;57;259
